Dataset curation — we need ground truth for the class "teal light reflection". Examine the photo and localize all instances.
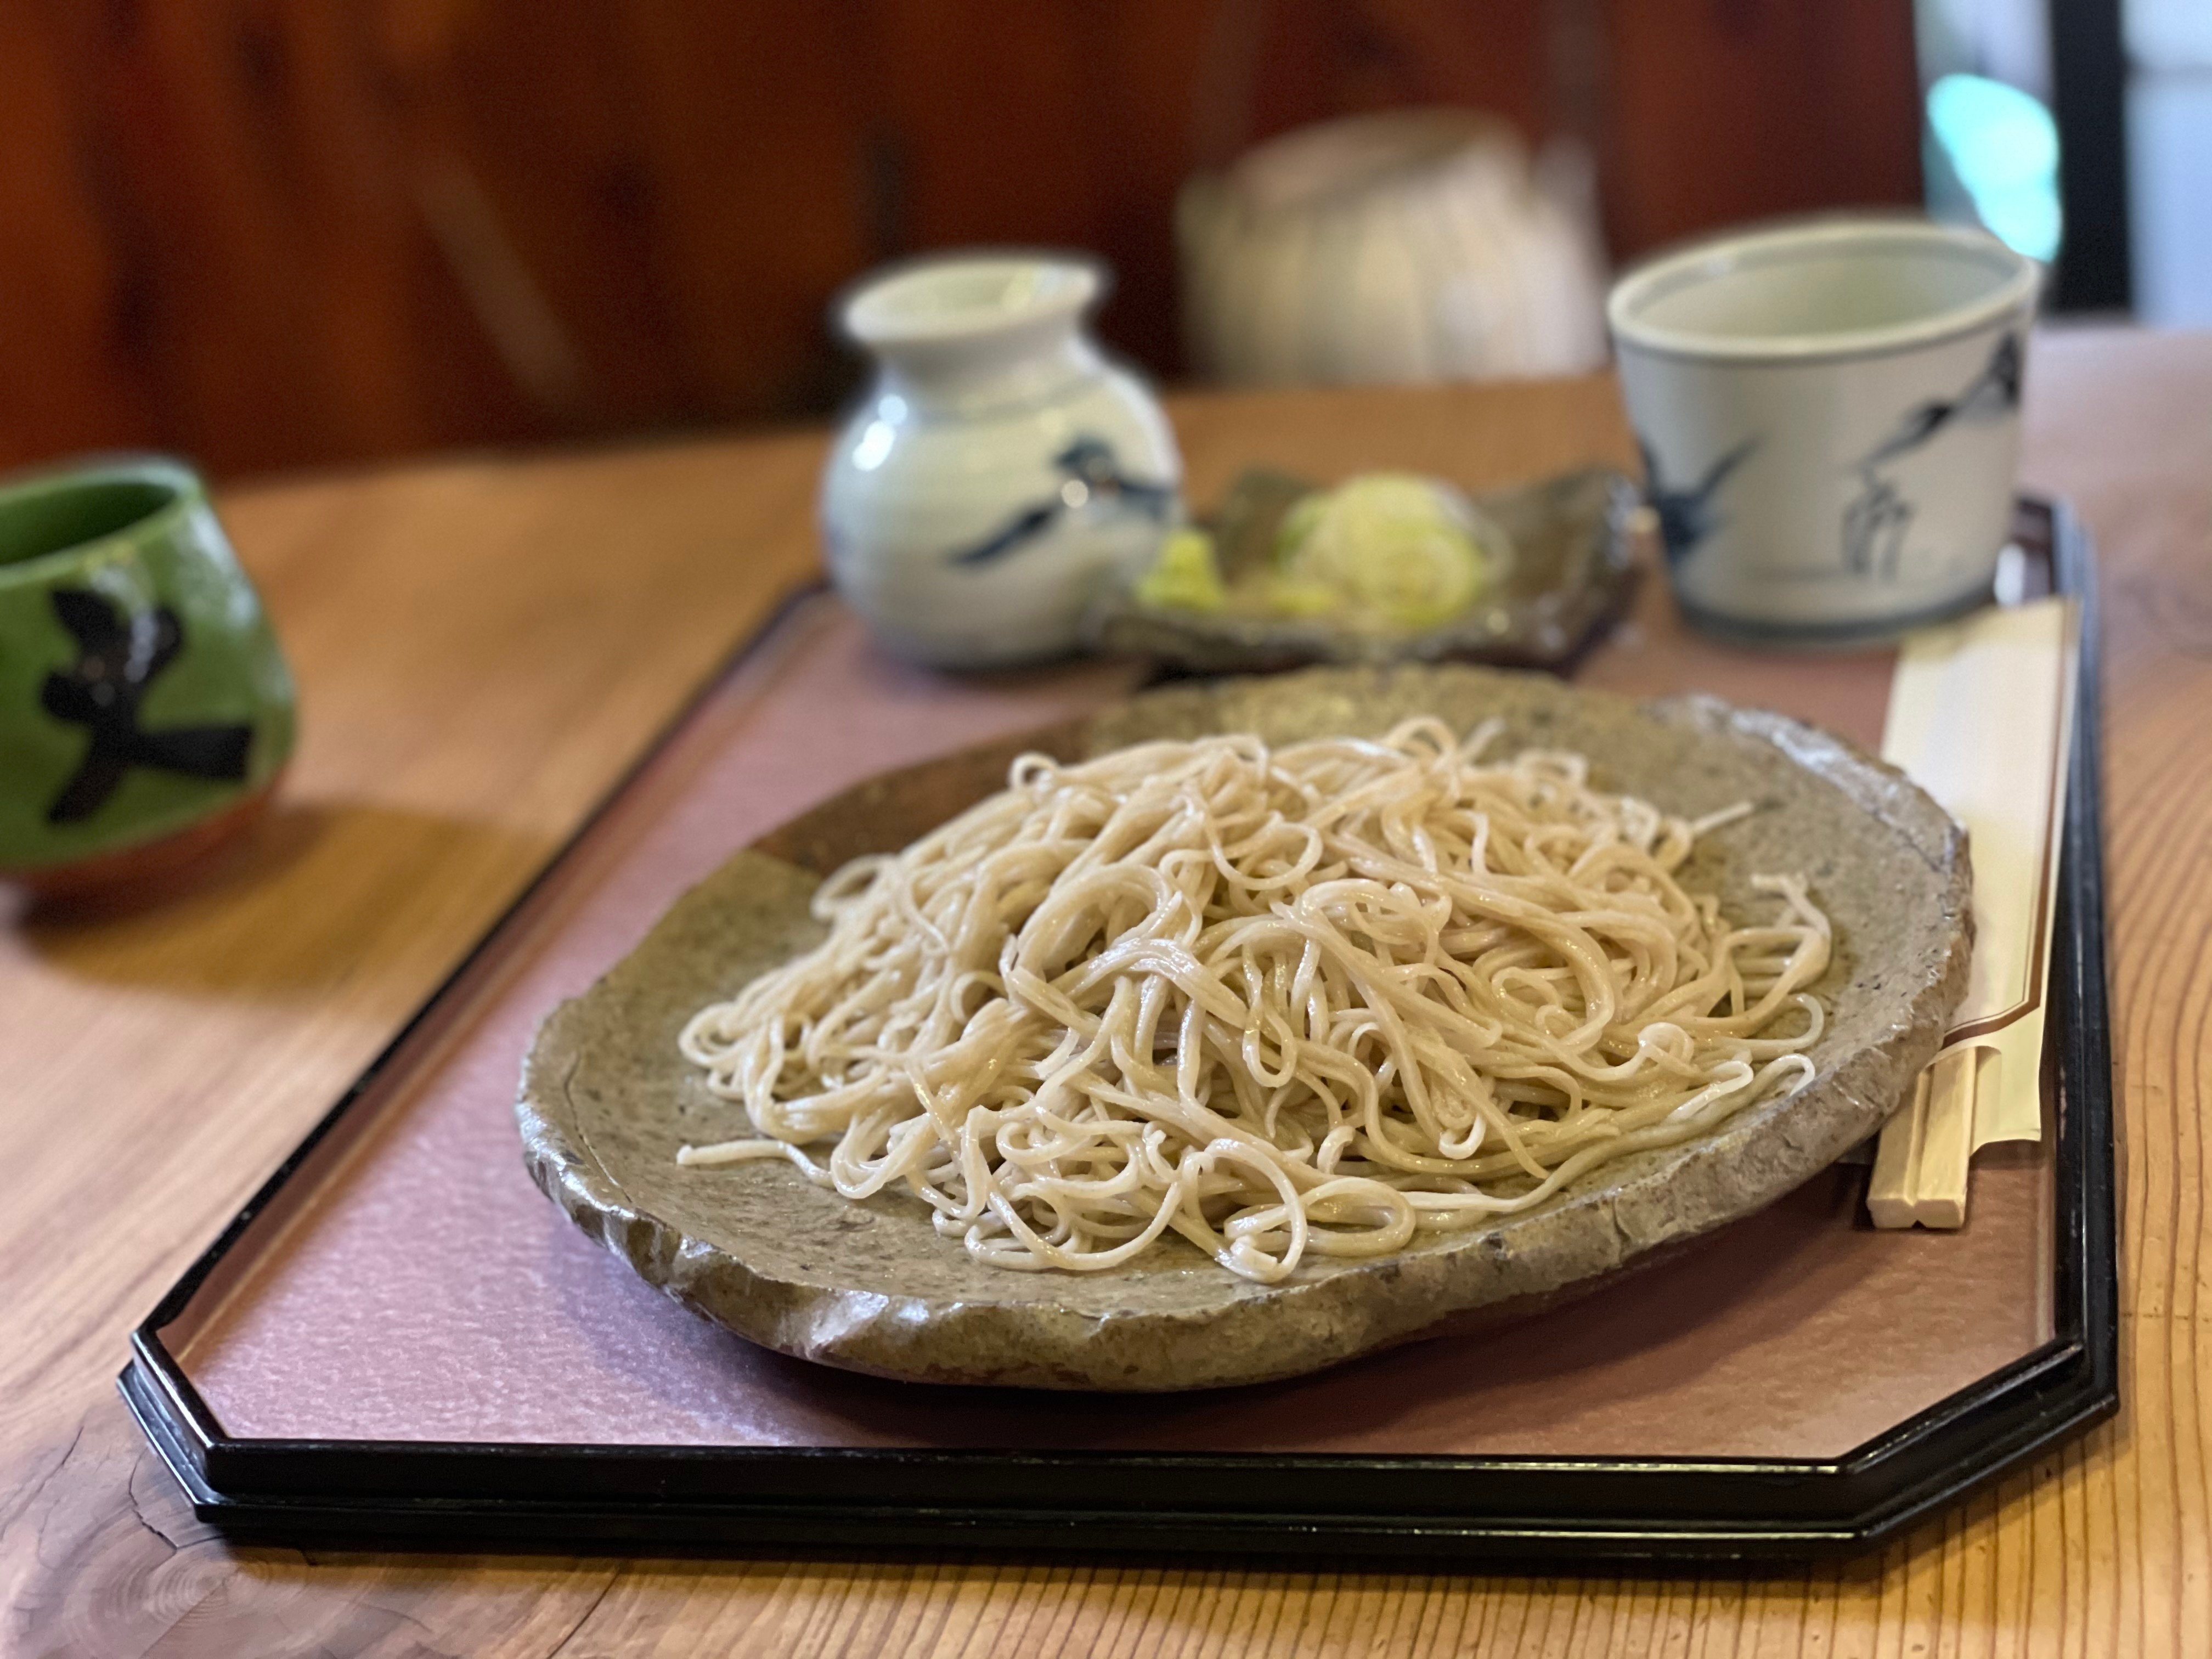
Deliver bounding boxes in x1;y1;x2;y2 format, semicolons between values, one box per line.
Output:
1927;73;2062;262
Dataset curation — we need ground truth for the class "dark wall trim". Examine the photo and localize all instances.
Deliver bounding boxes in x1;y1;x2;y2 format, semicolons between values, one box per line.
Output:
2049;0;2133;311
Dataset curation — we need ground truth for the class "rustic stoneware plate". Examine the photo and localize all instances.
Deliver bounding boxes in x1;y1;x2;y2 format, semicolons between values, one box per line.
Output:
518;664;1971;1391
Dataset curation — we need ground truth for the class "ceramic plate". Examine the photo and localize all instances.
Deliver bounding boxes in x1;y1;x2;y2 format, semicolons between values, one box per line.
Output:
517;664;1970;1390
1083;467;1640;674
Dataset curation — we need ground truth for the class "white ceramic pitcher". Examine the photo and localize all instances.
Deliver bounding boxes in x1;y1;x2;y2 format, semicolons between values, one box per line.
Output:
821;254;1182;668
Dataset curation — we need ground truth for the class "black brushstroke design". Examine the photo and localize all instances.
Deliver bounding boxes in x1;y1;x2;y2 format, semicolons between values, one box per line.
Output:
38;588;252;825
1638;435;1758;568
1841;472;1916;583
947;436;1173;568
1842;331;2022;579
1860;332;2023;469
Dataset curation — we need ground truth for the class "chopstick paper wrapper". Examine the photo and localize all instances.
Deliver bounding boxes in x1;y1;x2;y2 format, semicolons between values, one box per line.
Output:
1867;596;2078;1229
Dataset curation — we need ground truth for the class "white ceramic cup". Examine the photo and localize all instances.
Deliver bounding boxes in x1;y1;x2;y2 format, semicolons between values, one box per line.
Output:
1608;217;2040;641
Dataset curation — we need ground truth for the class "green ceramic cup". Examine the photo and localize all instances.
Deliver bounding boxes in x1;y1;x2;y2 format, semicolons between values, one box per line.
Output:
0;456;295;893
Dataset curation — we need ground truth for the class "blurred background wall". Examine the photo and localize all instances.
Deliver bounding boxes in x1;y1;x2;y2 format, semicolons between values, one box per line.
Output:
0;0;1932;478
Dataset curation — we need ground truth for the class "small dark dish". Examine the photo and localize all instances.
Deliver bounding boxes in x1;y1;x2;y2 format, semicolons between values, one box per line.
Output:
1084;465;1641;674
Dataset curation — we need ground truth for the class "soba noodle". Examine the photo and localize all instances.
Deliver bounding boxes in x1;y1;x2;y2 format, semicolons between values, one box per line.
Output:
676;717;1830;1284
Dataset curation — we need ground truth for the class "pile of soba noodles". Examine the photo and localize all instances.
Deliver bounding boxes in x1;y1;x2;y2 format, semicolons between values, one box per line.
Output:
676;717;1830;1284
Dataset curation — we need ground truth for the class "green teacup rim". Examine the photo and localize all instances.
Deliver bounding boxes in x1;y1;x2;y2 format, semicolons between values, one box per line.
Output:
0;454;208;591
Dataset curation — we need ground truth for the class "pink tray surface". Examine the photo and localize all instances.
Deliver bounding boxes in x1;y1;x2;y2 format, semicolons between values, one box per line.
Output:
167;591;2052;1461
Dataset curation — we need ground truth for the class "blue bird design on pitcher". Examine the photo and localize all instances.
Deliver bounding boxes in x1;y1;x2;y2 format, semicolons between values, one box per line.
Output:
947;437;1174;568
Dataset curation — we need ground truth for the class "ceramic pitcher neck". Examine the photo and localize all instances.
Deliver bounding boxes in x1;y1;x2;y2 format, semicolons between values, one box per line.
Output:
842;255;1111;415
871;317;1104;414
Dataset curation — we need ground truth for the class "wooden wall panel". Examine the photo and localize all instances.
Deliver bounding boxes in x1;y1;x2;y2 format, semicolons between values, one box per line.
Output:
397;0;696;427
0;4;160;464
20;0;541;470
0;0;1919;481
611;4;875;415
1599;0;1925;258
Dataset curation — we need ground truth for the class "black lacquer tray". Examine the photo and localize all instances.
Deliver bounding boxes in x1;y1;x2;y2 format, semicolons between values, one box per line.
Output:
121;500;2114;1565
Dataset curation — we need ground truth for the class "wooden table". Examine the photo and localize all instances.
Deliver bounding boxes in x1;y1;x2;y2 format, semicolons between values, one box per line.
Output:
4;332;2206;1656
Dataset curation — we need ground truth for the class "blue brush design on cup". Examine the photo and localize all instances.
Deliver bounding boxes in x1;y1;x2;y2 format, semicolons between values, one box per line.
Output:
1842;332;2024;582
1637;436;1759;569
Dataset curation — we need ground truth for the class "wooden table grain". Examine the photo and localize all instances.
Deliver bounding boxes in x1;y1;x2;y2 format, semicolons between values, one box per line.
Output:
4;335;2207;1657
